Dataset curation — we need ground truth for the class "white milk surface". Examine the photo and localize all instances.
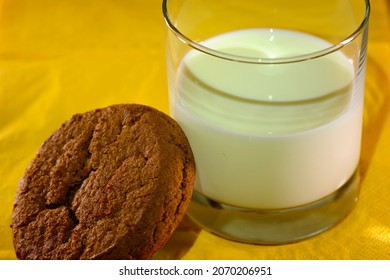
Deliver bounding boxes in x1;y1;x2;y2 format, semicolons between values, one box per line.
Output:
170;29;364;209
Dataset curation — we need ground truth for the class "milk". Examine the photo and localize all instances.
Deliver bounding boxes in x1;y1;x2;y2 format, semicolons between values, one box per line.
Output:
170;29;363;209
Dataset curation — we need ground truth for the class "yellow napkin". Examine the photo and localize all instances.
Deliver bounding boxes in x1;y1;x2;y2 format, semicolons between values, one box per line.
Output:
1;0;389;260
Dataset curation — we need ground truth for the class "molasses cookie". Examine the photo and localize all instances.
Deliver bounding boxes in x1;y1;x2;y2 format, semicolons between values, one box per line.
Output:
11;104;195;259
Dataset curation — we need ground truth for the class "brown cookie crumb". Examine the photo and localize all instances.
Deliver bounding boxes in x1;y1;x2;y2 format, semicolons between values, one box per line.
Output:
11;104;195;259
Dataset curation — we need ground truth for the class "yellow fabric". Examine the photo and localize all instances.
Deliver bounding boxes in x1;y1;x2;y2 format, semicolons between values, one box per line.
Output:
0;0;389;260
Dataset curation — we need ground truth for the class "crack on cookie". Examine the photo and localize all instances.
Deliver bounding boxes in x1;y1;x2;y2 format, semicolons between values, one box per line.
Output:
65;180;85;207
123;113;142;129
39;121;97;251
67;207;79;226
46;203;62;210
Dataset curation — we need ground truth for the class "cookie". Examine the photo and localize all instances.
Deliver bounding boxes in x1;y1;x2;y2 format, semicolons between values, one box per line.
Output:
11;104;195;259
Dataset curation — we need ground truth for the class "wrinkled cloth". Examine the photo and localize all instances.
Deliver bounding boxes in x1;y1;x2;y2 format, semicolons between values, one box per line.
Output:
0;0;389;260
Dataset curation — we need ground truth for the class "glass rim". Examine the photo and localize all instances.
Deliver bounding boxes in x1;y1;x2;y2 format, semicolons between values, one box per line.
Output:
162;0;370;64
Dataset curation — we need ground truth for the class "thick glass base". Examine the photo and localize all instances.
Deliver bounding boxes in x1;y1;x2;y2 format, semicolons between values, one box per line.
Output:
187;168;360;245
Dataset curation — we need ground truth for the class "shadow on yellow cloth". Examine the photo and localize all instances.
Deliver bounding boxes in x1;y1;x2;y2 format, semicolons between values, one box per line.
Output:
154;215;202;260
360;55;390;177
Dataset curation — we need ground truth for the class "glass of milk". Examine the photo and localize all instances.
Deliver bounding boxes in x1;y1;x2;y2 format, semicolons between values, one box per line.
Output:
163;0;370;244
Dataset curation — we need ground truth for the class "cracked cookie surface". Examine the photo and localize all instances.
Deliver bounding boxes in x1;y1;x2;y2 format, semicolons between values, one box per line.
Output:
11;104;195;259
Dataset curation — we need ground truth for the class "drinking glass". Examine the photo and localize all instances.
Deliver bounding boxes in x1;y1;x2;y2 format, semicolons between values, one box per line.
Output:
163;0;370;244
